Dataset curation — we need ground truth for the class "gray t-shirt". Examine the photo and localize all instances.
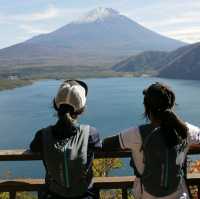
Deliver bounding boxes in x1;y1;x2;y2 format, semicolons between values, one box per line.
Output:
119;122;200;199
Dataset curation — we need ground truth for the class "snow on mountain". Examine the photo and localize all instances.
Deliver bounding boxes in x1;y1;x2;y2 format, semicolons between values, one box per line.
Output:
73;7;119;24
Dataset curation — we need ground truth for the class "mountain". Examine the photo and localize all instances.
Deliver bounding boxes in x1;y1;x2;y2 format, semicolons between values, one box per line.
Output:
112;51;169;72
112;42;200;80
0;7;186;77
158;42;200;80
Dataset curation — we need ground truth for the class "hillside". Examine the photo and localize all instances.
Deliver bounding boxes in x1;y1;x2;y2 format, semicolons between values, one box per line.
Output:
112;51;169;72
159;42;200;80
112;42;200;80
0;7;186;79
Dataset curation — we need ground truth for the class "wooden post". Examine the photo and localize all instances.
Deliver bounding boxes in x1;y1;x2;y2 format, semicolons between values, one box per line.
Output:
94;188;100;199
9;191;16;199
122;188;128;199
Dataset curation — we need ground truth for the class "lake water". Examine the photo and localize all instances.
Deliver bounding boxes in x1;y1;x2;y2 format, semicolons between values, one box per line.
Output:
0;77;200;178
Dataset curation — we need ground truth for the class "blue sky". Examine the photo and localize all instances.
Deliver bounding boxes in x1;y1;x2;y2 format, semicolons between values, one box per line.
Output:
0;0;200;49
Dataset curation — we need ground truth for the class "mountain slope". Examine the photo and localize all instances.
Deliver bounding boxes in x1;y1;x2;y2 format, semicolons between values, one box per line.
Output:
0;7;186;72
112;42;200;80
112;51;169;72
158;42;200;80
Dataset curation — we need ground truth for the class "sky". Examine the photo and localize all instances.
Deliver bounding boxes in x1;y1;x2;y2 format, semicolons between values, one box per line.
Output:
0;0;200;49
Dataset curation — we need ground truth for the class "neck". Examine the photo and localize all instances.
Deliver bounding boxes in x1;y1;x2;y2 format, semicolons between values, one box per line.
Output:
150;118;161;127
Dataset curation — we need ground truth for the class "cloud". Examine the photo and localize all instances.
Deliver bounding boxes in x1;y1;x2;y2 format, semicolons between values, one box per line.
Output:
22;4;60;22
163;27;200;43
20;25;52;35
121;0;200;43
0;5;60;23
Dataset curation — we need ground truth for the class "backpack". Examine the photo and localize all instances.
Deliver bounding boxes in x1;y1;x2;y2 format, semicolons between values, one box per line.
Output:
138;124;185;197
42;124;90;198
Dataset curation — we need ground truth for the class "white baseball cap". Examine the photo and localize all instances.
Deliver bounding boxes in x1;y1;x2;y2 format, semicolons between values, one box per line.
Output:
54;80;88;112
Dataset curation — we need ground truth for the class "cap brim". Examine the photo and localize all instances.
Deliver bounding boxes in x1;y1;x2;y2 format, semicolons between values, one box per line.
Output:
75;80;88;96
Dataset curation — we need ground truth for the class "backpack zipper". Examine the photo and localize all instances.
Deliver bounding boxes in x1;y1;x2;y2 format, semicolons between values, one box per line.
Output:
63;144;70;188
164;149;169;188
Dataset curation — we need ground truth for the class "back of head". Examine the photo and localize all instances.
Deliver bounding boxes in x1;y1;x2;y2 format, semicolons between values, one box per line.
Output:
53;80;88;135
143;82;188;147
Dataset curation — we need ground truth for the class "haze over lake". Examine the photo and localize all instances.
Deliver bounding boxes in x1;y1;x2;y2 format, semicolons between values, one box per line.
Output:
0;77;199;178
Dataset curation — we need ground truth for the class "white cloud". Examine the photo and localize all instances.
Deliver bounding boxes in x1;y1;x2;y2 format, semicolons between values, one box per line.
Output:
20;25;52;35
163;27;200;43
0;5;60;23
22;4;60;22
121;0;200;43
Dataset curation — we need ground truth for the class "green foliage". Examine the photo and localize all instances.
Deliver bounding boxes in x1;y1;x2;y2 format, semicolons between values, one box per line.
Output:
0;192;9;199
93;158;123;177
0;192;36;199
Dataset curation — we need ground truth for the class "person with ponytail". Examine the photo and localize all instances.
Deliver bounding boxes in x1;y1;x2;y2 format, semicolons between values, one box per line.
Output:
103;82;200;199
30;80;101;199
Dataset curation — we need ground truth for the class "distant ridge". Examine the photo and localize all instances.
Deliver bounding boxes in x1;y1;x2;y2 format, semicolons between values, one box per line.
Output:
112;51;169;72
158;42;200;80
113;42;200;80
0;7;186;77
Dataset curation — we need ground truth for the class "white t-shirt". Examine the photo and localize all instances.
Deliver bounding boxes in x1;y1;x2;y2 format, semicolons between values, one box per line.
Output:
119;122;200;199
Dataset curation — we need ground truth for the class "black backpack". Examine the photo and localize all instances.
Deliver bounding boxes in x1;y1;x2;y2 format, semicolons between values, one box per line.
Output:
42;124;90;198
138;124;185;197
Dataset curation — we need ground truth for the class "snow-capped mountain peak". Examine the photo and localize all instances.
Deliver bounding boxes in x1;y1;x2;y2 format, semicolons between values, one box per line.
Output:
74;7;119;24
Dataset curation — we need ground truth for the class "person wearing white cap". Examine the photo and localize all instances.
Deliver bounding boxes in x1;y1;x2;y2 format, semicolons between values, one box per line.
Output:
30;80;101;199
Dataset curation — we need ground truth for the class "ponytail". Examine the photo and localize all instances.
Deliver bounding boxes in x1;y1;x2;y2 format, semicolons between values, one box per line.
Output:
159;109;188;147
53;100;79;137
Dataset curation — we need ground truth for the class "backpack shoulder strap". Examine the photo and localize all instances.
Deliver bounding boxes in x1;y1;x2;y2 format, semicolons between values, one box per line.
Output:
139;124;157;151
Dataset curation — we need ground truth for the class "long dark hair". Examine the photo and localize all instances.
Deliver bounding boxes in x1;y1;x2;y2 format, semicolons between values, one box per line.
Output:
143;82;188;147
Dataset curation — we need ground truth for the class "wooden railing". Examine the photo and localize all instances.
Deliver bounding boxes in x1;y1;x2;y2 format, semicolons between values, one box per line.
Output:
0;146;200;199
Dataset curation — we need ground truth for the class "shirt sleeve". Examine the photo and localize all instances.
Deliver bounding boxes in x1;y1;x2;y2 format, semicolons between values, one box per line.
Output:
88;126;102;150
186;122;200;145
119;127;141;149
30;129;43;153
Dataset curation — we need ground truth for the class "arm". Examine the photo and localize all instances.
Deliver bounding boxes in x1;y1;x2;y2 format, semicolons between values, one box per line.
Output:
102;127;140;151
30;129;43;153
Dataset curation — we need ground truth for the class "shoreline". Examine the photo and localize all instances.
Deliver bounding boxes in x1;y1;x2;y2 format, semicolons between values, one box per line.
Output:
0;79;34;91
0;71;152;91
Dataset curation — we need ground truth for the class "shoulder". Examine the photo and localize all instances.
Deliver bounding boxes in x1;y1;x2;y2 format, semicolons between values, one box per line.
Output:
30;126;52;152
119;126;141;149
119;126;140;141
89;126;99;136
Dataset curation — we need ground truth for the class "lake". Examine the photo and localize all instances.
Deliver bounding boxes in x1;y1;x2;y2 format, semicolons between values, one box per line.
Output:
0;77;200;178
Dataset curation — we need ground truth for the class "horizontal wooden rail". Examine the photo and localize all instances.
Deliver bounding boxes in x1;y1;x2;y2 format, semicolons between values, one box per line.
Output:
0;176;136;192
0;144;199;161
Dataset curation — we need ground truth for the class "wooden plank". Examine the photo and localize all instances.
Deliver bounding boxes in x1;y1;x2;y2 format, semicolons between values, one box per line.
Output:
0;179;45;191
93;176;135;189
0;150;41;161
94;150;132;158
0;146;199;161
0;177;135;192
